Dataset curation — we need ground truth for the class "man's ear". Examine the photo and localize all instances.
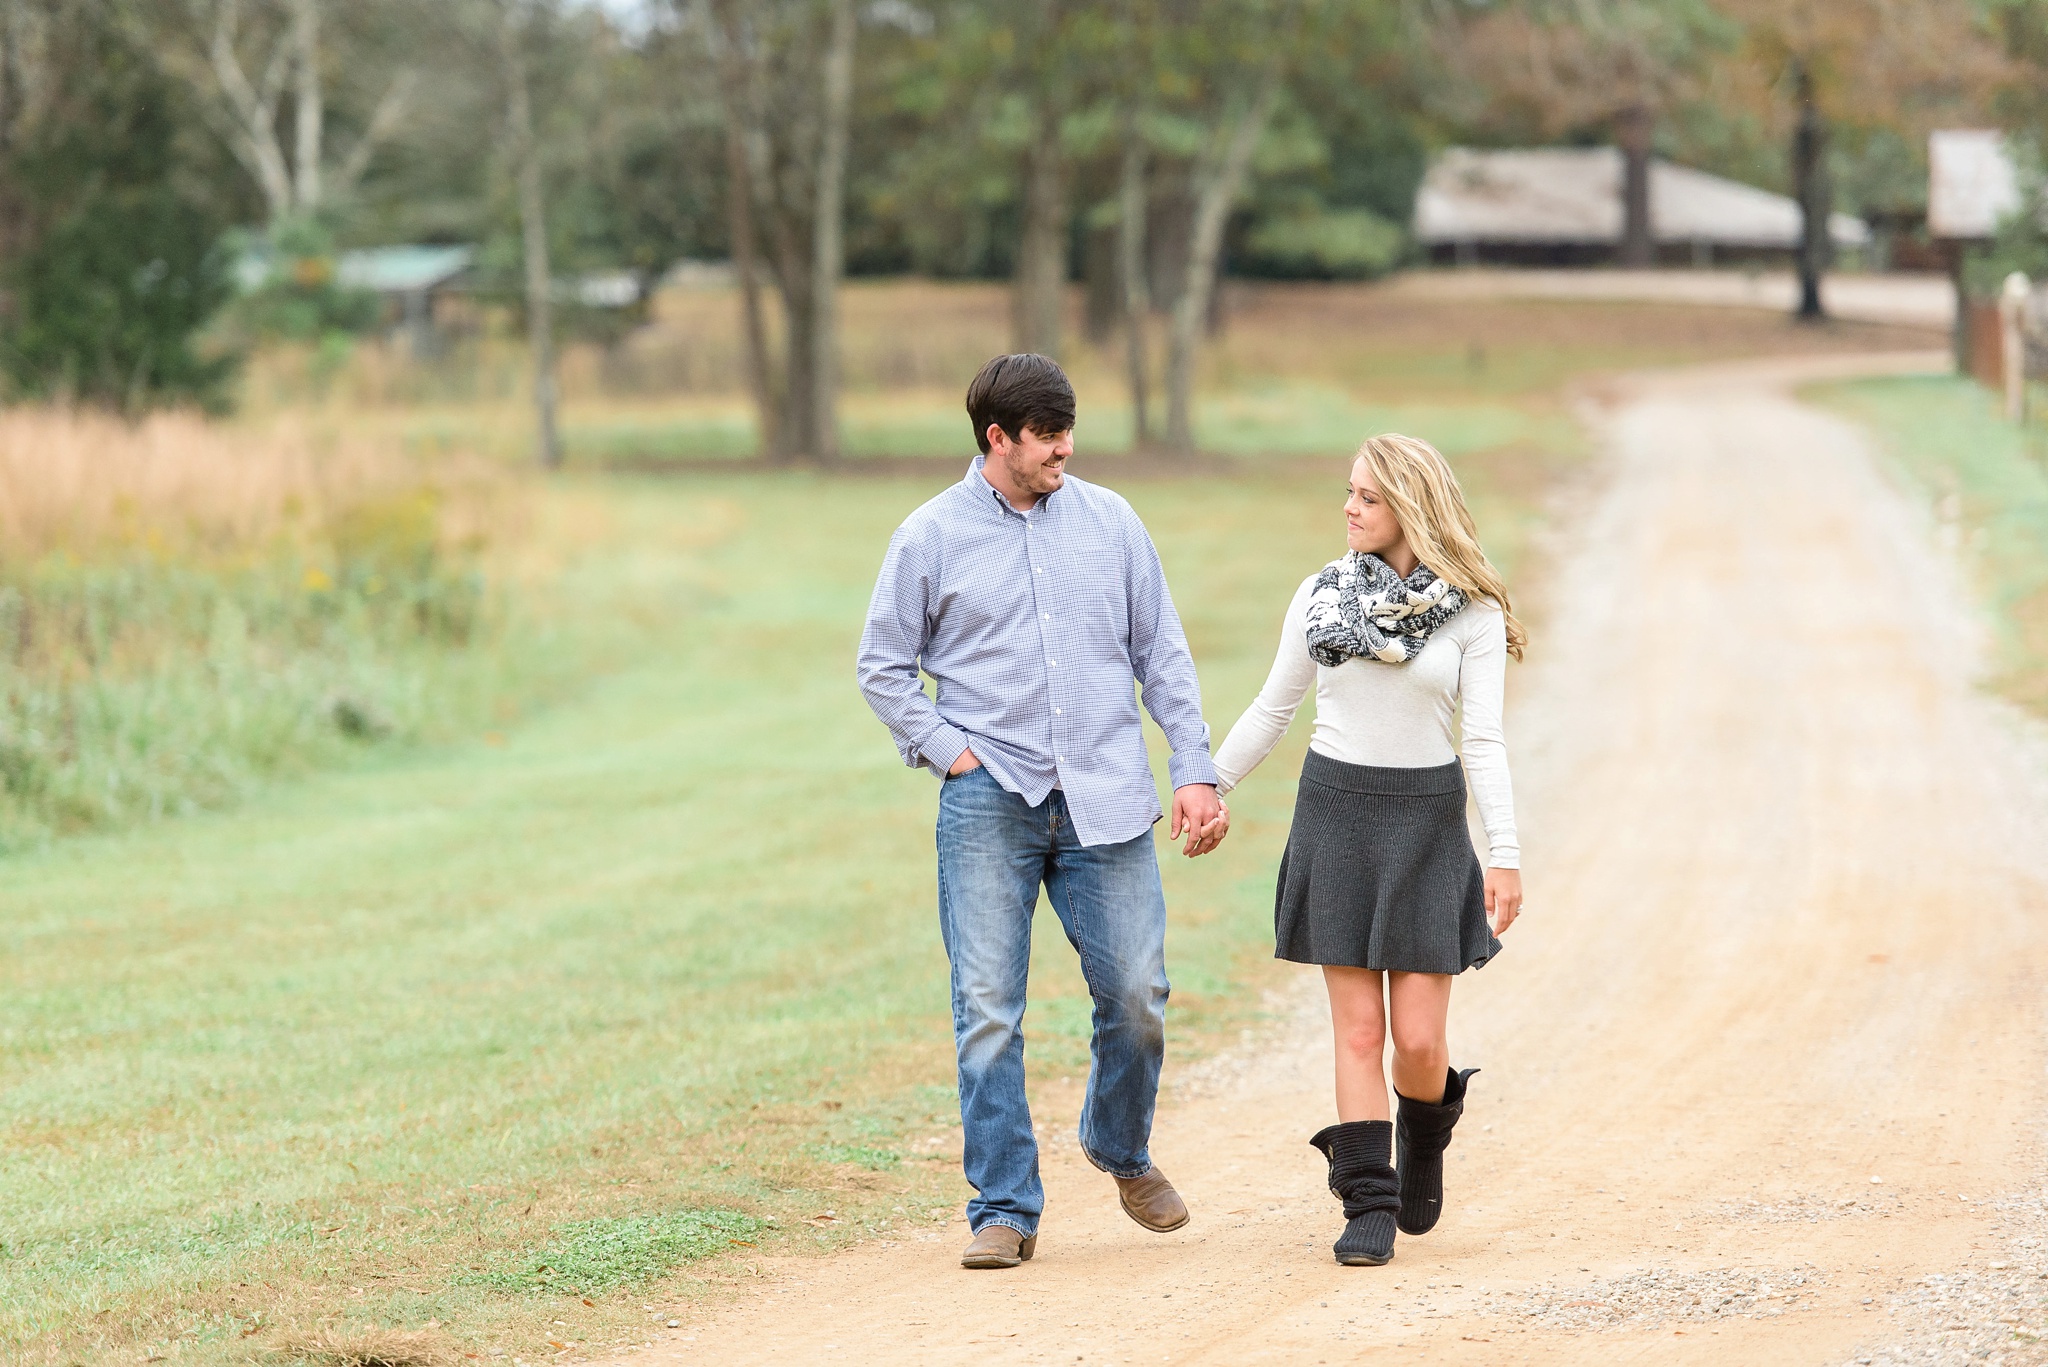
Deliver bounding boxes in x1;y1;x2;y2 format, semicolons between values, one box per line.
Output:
985;422;1010;455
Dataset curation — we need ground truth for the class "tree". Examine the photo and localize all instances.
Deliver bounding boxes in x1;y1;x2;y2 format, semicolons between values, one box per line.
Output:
1003;1;1082;359
1718;0;2014;319
704;0;779;458
706;0;856;464
0;0;239;409
1118;108;1154;447
1790;56;1827;318
498;0;560;468
1142;0;1304;453
1426;0;1728;266
178;0;415;228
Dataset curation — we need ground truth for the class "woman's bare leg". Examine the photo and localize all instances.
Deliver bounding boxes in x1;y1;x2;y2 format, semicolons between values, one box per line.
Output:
1387;970;1453;1102
1322;965;1388;1121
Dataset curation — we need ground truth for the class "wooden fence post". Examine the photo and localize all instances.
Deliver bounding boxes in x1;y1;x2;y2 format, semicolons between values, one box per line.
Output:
2001;271;2030;423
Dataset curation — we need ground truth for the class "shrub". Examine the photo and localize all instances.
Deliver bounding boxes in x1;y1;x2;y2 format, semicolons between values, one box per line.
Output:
1242;207;1407;280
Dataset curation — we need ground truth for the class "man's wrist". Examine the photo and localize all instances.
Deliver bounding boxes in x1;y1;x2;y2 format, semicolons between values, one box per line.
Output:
1167;752;1220;790
920;724;970;777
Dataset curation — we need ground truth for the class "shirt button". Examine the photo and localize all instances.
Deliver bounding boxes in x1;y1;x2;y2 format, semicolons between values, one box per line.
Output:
1041;613;1049;620
1033;567;1042;573
1055;708;1062;714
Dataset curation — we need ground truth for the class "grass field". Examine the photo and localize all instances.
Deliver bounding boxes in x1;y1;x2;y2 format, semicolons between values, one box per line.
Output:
2;466;1471;1365
1818;376;2048;717
2;282;1944;1365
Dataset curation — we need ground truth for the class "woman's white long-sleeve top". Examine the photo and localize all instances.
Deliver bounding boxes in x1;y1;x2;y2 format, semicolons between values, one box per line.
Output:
1212;574;1519;868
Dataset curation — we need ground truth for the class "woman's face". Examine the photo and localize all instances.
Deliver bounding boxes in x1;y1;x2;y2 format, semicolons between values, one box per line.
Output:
1345;457;1406;557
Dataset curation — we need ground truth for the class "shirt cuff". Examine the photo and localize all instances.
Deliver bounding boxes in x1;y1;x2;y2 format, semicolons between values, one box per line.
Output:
1488;848;1520;870
1167;749;1219;791
918;724;970;777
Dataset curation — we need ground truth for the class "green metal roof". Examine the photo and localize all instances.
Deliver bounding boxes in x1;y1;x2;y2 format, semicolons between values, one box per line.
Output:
334;245;476;293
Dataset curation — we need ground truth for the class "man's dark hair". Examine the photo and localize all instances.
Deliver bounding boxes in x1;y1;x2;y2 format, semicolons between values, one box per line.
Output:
965;353;1076;455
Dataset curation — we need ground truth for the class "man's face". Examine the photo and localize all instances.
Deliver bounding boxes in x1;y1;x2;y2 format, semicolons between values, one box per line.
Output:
988;423;1073;497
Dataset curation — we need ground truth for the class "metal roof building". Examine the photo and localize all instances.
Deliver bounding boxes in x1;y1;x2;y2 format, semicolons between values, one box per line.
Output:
1414;147;1869;265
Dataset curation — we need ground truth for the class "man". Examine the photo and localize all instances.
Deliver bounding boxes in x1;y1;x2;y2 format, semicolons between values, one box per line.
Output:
857;353;1228;1271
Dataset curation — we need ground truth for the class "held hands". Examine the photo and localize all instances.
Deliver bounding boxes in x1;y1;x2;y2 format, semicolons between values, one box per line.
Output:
955;752;1228;858
1170;784;1229;858
1485;867;1523;936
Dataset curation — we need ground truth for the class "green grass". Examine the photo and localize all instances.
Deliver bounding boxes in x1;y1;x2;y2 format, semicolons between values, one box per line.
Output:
0;428;1577;1364
466;1209;766;1296
1819;375;2048;715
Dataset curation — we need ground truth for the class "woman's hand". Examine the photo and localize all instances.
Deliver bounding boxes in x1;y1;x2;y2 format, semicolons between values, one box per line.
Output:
1485;867;1523;935
1171;785;1228;856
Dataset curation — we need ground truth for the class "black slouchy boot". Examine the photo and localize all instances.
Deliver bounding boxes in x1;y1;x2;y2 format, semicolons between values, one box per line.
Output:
1395;1066;1478;1236
1309;1120;1399;1266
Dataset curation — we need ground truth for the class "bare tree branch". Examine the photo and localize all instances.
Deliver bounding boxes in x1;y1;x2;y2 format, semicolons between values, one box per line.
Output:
289;0;320;211
1164;58;1283;453
331;68;416;197
202;0;293;218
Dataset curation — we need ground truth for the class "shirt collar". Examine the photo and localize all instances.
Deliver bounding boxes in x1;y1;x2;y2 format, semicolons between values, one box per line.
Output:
965;453;1061;519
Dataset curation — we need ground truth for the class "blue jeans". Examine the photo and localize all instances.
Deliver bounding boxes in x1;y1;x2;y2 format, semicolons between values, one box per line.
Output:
935;765;1170;1237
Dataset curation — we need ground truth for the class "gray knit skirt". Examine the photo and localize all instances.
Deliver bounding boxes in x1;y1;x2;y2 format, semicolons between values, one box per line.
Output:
1273;750;1500;974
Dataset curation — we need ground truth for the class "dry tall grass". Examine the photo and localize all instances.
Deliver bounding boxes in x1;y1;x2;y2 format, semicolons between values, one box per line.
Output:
0;406;502;568
0;406;520;844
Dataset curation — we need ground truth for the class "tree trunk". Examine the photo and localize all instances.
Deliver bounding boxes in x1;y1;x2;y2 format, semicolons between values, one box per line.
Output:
1012;100;1067;358
1616;101;1652;267
710;0;781;461
1117;127;1152;449
1164;70;1279;454
206;2;295;222
501;2;560;469
1792;60;1828;321
806;0;855;463
780;268;817;462
290;0;322;213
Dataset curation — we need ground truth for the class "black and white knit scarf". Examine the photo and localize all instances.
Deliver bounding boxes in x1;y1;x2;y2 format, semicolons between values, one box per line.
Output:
1304;552;1468;666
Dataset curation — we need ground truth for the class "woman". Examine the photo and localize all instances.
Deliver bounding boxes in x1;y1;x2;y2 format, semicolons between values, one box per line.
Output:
1213;433;1524;1268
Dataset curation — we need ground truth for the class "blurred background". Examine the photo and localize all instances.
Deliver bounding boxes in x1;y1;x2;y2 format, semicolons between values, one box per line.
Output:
6;1;2048;1363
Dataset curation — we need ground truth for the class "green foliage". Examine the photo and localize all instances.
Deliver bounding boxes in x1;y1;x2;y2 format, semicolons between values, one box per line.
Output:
222;220;383;345
470;1210;766;1295
1242;206;1406;278
1964;155;2048;297
0;21;236;410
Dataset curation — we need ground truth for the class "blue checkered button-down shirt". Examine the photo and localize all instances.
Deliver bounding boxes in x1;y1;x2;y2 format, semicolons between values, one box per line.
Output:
856;456;1218;848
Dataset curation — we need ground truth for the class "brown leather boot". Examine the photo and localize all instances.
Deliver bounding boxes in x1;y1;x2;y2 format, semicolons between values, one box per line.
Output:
1113;1167;1190;1232
960;1224;1037;1269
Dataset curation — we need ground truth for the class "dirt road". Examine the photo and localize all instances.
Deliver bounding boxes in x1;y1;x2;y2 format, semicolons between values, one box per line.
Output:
612;353;2048;1366
1392;269;1956;330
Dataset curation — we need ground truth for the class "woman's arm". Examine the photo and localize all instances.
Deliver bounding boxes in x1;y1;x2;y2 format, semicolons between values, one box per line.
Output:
1457;606;1518;869
1212;579;1318;794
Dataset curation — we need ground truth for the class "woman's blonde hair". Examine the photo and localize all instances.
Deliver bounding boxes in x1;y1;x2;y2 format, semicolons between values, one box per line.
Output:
1354;433;1526;660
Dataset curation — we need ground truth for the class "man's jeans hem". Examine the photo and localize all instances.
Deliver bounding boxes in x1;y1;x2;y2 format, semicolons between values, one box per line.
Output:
971;1215;1035;1238
1080;1146;1152;1181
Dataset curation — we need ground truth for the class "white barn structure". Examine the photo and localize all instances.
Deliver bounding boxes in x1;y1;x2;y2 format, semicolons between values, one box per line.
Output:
1414;147;1869;266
